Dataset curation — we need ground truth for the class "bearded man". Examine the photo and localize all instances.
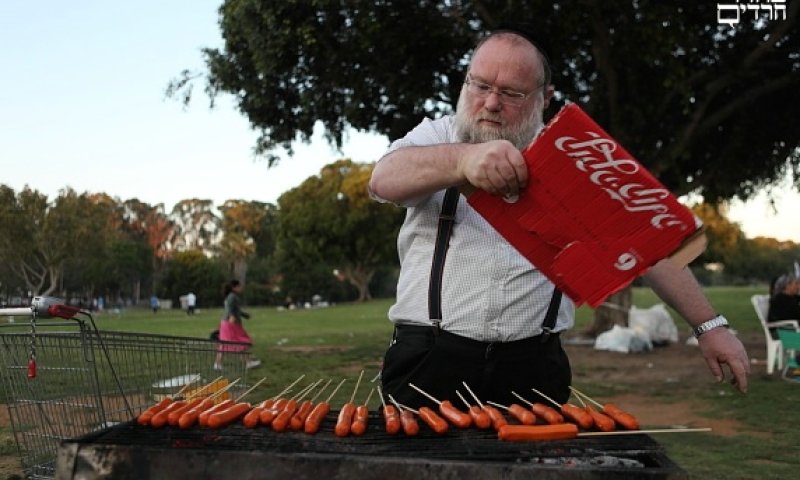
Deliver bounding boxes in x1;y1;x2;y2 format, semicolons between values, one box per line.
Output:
369;27;749;409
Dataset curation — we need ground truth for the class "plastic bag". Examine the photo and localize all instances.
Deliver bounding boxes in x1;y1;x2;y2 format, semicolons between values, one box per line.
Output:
594;324;653;353
629;304;678;346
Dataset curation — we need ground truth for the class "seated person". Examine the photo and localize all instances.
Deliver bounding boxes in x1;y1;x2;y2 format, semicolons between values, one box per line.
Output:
767;274;800;327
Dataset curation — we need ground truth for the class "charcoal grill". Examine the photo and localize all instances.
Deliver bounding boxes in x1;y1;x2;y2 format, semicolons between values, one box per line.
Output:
56;411;687;479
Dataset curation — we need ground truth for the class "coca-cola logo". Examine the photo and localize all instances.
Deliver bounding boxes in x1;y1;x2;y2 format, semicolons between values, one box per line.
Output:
554;132;690;232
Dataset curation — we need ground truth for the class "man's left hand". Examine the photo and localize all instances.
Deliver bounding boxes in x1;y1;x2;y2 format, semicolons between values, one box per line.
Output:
697;328;750;393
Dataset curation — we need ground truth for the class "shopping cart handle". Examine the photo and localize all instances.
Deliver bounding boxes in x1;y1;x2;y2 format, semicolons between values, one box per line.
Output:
0;297;80;319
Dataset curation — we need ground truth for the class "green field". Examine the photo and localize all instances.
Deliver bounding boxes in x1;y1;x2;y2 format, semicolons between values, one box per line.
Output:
2;285;798;479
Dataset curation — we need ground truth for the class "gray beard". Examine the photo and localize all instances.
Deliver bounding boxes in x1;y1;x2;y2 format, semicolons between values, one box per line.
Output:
454;93;543;150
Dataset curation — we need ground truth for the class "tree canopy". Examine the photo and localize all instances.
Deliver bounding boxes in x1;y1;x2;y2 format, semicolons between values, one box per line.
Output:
177;0;799;202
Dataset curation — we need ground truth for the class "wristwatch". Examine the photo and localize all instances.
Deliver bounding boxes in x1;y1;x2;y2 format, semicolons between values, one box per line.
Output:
693;314;730;338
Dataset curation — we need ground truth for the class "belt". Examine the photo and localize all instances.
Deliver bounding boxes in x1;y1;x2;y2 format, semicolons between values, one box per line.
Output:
394;324;559;359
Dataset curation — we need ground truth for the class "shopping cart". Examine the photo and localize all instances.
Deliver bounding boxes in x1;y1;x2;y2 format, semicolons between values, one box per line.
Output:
0;297;249;479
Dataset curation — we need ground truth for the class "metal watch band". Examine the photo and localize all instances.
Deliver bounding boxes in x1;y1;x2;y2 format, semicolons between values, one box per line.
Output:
693;314;729;338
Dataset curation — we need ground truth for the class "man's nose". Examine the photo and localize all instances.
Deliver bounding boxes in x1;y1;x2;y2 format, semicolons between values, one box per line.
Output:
483;91;503;111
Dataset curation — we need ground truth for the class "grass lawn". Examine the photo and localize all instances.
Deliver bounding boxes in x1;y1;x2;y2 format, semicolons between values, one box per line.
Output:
2;285;797;479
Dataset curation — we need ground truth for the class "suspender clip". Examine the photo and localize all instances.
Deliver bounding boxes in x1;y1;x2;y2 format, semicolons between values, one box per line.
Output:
540;326;553;343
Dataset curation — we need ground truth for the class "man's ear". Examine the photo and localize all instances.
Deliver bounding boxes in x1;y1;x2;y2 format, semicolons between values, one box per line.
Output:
543;85;555;110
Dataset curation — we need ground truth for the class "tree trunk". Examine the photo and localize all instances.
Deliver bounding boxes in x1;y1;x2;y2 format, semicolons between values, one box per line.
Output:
581;285;633;338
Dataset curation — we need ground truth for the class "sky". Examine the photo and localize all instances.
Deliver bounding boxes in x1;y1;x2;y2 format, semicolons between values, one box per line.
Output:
1;1;798;242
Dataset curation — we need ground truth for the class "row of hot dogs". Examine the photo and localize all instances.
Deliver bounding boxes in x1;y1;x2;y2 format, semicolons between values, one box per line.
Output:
136;373;644;442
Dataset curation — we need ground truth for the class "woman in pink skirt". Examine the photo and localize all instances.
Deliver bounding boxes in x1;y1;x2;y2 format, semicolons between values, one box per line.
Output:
214;280;261;370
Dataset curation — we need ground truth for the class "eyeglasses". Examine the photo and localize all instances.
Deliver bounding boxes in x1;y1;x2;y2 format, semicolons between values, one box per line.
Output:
463;74;542;107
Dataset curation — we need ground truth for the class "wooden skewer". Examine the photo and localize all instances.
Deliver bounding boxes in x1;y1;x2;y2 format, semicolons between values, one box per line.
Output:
386;394;415;414
174;374;206;397
568;386;604;409
579;427;711;437
209;378;241;399
455;390;472;410
325;378;347;404
511;391;536;407
268;374;307;402
529;386;562;409
486;400;509;410
392;400;419;415
309;379;332;403
408;383;444;406
234;376;269;402
362;387;375;407
461;381;486;408
348;370;365;405
376;386;389;409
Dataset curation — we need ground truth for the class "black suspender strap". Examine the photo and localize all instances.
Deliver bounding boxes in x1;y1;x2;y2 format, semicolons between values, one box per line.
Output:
540;286;563;342
426;186;562;341
428;187;460;330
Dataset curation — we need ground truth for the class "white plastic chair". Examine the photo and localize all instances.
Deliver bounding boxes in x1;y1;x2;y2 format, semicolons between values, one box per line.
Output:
751;294;800;374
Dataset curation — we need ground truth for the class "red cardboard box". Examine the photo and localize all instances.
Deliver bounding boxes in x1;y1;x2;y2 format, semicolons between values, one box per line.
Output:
467;103;703;306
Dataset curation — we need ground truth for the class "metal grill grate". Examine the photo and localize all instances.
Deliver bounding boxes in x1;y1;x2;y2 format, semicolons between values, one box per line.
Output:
58;413;688;480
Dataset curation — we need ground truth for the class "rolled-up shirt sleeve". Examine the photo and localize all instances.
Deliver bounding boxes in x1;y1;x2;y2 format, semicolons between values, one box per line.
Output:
369;116;457;206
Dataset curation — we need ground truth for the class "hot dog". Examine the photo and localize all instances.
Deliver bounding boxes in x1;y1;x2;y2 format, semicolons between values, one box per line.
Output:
289;400;314;431
498;423;579;442
272;400;300;432
304;402;330;434
243;402;267;428
167;397;204;426
304;378;347;434
508;403;536;425
531;403;564;425
419;406;449;434
399;409;419;436
350;404;369;436
584;405;615;432
483;405;508;430
150;400;186;428
561;403;594;430
178;398;215;429
382;405;401;435
604;408;640;430
468;405;492;429
137;398;173;426
208;402;252;429
334;403;357;437
438;400;472;429
260;398;289;426
199;399;235;427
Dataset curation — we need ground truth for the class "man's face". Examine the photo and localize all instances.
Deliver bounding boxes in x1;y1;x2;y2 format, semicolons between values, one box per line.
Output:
455;36;552;150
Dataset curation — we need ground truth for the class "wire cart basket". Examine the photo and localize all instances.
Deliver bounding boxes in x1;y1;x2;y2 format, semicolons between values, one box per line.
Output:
0;298;249;479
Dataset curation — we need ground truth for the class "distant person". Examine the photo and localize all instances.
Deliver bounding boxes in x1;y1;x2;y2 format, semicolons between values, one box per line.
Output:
150;295;160;313
768;274;800;324
214;280;261;370
186;292;197;315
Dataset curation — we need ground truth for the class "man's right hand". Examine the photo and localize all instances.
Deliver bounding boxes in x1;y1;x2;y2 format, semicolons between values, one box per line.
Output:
457;140;529;197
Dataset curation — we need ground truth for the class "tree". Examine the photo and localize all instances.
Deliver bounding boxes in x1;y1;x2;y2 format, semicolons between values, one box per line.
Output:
178;1;799;330
159;250;226;308
276;159;404;302
0;186;112;296
218;199;278;283
169;199;221;255
691;203;746;265
121;199;175;295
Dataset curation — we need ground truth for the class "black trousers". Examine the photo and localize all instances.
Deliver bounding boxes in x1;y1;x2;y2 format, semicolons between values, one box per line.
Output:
380;324;572;410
